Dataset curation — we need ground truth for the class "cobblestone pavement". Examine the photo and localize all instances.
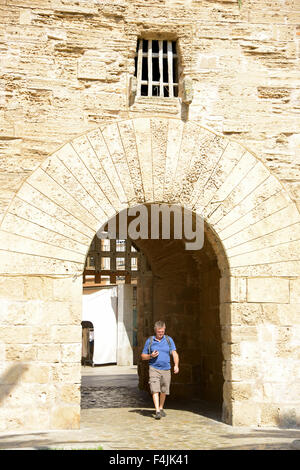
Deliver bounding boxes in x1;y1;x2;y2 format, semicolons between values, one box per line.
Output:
0;365;299;450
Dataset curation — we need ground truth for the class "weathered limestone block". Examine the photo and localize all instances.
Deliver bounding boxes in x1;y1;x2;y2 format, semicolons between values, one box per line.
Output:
52;276;82;303
37;344;61;363
151;118;169;202
26;168;100;232
13;388;51;415
5;345;37;362
41;150;107;223
61;343;82;363
230;325;258;344
175;124;206;198
0;276;26;300
262;304;300;326
220;302;262;326
58;384;81;404
223;206;300;254
257;324;277;343
0;230;84;265
132;118;154;202
230;401;262;427
259;357;296;383
257;86;291;100
223;358;259;381
78;51;107;81
207;152;257;223
52;0;98;15
216;175;282;237
290;278;300;304
230;259;300;278
0;404;51;432
220;276;247;303
239;339;268;362
86;128;128;208
23;277;52;302
163;119;184;202
215;161;271;226
115;120;144;203
0;326;32;344
50;405;80;430
100;123;136;203
232;381;262;402
275;325;299;358
22;365;50;385
31;325;55;344
2;212;87;256
247;278;289;303
191;140;245;210
51;363;81;384
229;239;300;269
182;76;194;104
51;325;81;344
182;131;226;207
16;183;95;241
54;142;115;219
72;133;122;213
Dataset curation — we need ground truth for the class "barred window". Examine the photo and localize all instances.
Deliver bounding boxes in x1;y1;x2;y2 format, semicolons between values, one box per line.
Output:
134;39;178;98
83;236;145;285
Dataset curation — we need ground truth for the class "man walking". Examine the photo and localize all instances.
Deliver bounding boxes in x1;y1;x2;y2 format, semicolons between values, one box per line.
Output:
141;321;179;419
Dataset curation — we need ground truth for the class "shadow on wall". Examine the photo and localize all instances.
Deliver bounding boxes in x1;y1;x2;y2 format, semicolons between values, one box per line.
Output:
277;409;300;429
0;363;29;405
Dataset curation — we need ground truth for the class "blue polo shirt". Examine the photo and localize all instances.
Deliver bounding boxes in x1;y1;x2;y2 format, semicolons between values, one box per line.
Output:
142;335;176;371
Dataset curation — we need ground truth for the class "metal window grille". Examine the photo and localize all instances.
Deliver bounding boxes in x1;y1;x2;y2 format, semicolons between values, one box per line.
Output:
134;39;178;98
83;236;147;285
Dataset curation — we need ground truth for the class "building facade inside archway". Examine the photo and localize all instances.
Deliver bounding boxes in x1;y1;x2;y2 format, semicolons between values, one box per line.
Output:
84;208;224;409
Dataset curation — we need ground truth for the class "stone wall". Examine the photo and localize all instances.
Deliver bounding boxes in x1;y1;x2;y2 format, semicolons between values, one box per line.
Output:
0;0;300;221
0;275;82;431
0;0;299;430
0;115;299;429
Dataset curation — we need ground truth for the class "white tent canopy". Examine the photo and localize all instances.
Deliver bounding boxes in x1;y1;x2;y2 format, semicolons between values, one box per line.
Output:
82;287;118;365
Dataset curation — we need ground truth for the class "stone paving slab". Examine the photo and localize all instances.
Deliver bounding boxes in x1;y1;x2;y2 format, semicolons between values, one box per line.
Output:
0;366;299;450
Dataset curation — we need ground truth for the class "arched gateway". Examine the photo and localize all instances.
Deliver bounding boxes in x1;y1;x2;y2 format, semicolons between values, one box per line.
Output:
0;117;299;431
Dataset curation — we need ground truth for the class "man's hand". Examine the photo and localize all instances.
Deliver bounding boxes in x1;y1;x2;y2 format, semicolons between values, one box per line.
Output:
172;350;179;374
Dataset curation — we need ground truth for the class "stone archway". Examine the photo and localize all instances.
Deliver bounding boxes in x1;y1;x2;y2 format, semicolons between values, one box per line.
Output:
0;117;299;431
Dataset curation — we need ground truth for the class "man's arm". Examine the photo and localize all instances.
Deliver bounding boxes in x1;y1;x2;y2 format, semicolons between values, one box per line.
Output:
141;339;159;361
141;351;159;361
141;352;151;361
172;350;179;374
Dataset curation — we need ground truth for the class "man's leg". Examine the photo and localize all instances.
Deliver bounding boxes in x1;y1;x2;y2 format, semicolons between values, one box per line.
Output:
159;370;170;416
152;392;160;412
159;392;166;411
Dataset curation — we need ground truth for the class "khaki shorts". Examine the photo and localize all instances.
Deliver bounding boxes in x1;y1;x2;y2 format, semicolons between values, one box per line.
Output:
149;367;171;395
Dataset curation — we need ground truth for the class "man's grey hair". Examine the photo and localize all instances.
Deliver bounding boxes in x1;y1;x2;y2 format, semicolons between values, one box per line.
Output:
154;321;166;330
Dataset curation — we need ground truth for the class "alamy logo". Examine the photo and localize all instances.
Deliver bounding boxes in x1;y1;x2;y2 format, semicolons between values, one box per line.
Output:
97;204;204;250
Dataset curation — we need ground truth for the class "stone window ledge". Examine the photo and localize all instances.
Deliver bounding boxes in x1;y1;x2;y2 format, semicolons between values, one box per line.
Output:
130;96;181;115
